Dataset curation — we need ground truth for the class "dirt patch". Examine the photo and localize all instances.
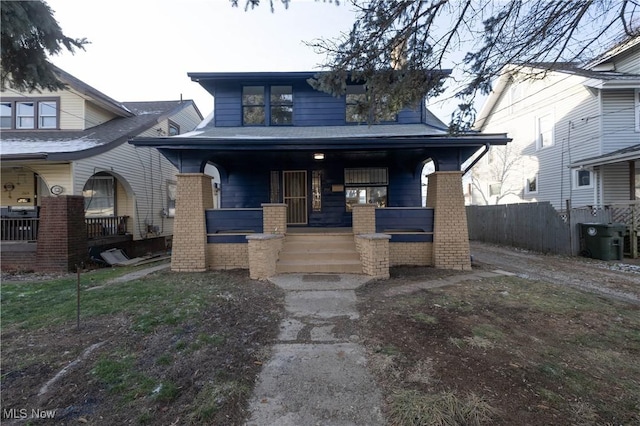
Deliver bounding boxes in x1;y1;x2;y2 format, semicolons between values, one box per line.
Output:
357;259;640;425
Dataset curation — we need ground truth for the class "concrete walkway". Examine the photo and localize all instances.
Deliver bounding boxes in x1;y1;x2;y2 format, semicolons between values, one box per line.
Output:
245;273;385;426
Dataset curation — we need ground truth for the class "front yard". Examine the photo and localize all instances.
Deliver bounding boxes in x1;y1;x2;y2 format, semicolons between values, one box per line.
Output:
1;261;639;425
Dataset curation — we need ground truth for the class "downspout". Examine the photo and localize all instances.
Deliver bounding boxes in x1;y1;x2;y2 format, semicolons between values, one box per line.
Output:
462;143;491;176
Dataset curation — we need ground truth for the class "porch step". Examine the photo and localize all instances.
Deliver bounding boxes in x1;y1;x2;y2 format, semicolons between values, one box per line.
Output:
276;233;363;274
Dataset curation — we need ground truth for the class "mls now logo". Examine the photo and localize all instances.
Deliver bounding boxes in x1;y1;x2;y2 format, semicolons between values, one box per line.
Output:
2;408;56;420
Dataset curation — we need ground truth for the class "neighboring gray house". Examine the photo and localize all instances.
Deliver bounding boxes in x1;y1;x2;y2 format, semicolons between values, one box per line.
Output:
471;35;640;209
1;65;203;270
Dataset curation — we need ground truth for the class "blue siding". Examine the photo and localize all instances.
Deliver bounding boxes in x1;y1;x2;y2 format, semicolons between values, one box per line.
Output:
212;79;424;127
376;207;434;242
205;208;263;243
217;152;425;227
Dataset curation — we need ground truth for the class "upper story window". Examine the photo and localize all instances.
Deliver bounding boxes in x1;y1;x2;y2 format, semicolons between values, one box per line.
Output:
243;86;265;125
242;85;293;126
270;86;293;125
168;121;180;136
1;98;59;130
346;85;397;123
536;113;554;149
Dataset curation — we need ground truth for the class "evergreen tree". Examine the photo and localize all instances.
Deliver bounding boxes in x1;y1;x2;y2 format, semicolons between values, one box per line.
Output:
1;0;87;92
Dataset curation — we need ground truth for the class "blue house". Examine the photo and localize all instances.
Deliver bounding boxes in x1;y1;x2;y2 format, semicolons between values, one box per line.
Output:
130;71;509;278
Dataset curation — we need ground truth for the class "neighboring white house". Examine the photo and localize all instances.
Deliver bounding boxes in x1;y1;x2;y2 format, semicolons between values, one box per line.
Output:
471;35;640;209
1;65;203;249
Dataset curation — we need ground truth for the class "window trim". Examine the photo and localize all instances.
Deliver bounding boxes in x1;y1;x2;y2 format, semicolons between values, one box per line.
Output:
572;168;593;189
269;85;293;126
535;112;554;150
242;85;294;126
168;120;180;136
0;97;60;130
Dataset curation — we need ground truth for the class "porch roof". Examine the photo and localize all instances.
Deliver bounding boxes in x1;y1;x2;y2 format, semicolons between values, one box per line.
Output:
130;123;510;150
570;144;640;168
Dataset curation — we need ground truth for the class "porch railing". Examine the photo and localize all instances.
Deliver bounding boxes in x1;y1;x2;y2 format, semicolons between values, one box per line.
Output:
86;216;129;239
0;218;40;241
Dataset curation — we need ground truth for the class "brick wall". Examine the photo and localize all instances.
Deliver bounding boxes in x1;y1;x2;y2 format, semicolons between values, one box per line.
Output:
426;172;471;270
247;234;284;280
35;196;87;272
1;242;37;272
171;174;213;272
207;244;249;269
352;204;376;234
355;234;390;279
389;242;433;266
262;204;287;234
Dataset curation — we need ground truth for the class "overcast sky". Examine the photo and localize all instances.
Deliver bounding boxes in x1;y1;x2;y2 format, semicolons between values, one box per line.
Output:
46;0;465;123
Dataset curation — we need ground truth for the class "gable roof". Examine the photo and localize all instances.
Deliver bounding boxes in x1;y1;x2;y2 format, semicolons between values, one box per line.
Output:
474;36;640;130
1;100;198;161
53;65;134;118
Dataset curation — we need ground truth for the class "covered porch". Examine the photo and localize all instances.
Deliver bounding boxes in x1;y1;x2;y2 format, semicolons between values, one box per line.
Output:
130;125;509;278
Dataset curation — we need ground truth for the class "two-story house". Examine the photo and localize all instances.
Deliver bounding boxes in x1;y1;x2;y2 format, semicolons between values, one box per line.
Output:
0;65;203;272
472;35;640;209
130;71;509;278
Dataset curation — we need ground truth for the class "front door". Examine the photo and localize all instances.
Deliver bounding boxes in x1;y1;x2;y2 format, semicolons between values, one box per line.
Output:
283;170;307;225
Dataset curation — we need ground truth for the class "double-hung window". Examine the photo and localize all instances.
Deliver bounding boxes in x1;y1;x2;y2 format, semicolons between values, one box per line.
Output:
1;99;59;130
83;175;115;217
242;85;293;126
346;85;397;123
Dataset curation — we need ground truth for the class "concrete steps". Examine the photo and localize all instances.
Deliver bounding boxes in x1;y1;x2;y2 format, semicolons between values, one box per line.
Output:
276;233;363;274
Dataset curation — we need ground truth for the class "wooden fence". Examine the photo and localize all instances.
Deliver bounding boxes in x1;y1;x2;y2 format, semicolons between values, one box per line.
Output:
467;202;612;256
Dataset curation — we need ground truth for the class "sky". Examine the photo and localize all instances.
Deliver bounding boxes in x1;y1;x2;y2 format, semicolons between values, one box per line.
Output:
45;0;462;123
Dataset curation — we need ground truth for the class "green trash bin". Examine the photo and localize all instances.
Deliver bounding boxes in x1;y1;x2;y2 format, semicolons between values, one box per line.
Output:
580;223;625;261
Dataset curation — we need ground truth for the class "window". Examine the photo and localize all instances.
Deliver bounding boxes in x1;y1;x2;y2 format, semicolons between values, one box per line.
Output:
536;113;554;149
243;86;265;125
16;102;35;129
168;121;180;136
489;183;502;197
167;181;177;217
38;101;57;128
312;170;322;212
635;89;640;132
346;85;397;123
525;174;538;195
1;102;12;129
83;175;115;217
344;168;388;210
1;98;59;130
270;86;293;125
573;169;592;189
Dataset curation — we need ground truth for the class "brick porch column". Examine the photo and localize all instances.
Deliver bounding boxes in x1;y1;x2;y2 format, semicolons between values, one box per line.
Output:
36;196;87;272
262;203;287;234
352;204;376;234
171;173;213;272
426;171;471;270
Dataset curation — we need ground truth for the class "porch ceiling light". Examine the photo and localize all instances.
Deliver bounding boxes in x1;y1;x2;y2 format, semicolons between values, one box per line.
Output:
314;153;325;160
